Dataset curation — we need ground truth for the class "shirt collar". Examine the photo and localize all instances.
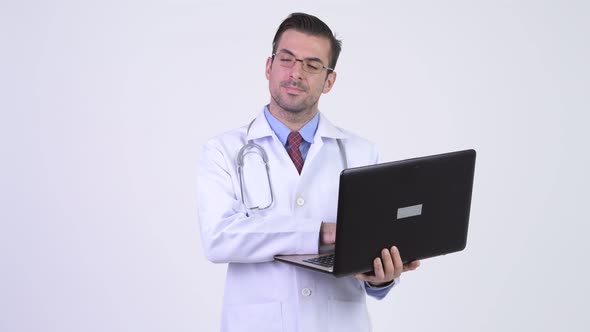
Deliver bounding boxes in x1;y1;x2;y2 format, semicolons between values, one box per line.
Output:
263;105;318;145
246;106;346;142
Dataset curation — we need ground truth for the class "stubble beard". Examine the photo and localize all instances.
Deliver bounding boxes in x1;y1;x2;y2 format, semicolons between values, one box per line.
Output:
270;81;320;115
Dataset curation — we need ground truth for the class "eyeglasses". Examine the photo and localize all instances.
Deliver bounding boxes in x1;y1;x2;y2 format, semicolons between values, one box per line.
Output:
272;52;334;74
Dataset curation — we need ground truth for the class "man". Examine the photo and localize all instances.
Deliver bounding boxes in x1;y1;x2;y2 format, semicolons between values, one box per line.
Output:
197;13;420;332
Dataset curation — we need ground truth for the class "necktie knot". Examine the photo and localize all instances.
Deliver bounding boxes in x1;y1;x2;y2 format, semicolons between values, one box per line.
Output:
287;131;304;174
287;131;303;149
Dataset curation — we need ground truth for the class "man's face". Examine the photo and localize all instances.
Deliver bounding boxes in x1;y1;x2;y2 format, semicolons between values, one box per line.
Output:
266;29;336;115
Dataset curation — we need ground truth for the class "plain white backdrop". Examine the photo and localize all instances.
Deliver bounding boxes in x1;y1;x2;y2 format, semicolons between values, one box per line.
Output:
1;0;589;331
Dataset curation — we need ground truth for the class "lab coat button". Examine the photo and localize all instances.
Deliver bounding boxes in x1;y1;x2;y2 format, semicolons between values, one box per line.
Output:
296;197;305;207
302;288;312;297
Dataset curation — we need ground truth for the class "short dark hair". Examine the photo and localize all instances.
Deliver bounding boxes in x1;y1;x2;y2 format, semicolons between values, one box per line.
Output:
272;12;342;70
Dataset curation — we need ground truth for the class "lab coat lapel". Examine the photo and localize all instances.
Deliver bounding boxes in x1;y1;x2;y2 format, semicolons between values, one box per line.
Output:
246;110;302;177
245;110;347;177
245;110;274;142
304;113;346;168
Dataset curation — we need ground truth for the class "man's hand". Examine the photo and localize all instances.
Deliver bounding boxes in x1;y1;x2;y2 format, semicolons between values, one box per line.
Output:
320;222;336;245
355;246;420;287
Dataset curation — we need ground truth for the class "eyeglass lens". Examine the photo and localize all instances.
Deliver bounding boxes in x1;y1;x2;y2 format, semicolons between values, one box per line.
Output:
275;52;325;74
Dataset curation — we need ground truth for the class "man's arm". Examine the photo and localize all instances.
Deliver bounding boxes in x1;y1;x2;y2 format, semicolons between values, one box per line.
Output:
197;141;321;264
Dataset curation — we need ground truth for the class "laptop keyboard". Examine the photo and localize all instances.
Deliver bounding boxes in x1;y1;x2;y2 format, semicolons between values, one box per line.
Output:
303;254;335;268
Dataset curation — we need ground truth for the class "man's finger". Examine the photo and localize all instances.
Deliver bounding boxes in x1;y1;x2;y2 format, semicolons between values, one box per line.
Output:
390;246;404;278
320;223;337;245
403;260;421;272
373;257;384;280
381;248;394;279
354;273;370;282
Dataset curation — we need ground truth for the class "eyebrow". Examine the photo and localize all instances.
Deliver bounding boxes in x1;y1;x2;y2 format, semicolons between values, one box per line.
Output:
278;48;324;63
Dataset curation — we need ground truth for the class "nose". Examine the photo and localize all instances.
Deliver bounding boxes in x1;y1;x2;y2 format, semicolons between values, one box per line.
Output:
289;59;305;79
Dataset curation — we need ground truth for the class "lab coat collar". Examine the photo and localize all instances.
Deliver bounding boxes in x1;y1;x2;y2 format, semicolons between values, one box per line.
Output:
245;108;276;141
316;112;347;140
246;106;347;142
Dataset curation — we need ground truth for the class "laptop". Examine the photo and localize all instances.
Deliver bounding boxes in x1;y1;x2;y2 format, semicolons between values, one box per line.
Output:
274;149;476;277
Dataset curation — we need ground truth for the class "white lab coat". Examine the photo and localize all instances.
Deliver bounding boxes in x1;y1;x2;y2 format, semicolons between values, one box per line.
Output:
197;110;382;332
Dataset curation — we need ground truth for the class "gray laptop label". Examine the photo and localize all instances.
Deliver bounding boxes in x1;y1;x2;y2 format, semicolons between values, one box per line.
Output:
397;204;423;220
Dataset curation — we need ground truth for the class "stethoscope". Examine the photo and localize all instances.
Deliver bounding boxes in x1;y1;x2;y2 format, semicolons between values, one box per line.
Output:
237;119;348;211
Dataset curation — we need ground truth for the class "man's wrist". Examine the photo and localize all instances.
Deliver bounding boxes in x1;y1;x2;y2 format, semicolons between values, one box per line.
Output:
366;279;395;288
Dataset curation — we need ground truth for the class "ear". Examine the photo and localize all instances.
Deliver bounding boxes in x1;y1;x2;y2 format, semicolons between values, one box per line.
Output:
265;57;272;80
322;71;337;94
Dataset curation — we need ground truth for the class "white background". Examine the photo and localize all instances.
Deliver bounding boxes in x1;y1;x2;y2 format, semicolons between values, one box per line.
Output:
1;1;589;331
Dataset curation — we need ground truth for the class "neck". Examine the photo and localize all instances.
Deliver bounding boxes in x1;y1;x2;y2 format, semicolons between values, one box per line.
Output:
268;104;318;132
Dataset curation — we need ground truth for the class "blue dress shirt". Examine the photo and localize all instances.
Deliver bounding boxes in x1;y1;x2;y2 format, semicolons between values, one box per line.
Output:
263;107;316;159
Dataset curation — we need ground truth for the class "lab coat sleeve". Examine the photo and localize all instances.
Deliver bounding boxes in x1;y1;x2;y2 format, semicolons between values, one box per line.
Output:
196;141;321;264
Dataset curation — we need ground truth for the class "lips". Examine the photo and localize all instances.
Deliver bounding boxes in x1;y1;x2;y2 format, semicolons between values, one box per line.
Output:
284;86;305;94
281;81;307;94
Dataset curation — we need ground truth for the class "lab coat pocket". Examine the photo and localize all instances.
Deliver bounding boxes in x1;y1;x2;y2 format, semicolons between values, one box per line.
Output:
225;301;283;332
328;300;371;332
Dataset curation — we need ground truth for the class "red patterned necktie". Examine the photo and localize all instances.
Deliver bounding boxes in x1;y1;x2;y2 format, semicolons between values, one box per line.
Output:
287;131;304;174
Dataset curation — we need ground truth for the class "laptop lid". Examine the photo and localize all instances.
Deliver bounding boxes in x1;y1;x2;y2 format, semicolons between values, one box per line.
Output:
332;149;476;276
275;149;476;277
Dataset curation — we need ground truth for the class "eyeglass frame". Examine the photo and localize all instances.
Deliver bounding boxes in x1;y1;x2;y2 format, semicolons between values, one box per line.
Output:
271;51;335;74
